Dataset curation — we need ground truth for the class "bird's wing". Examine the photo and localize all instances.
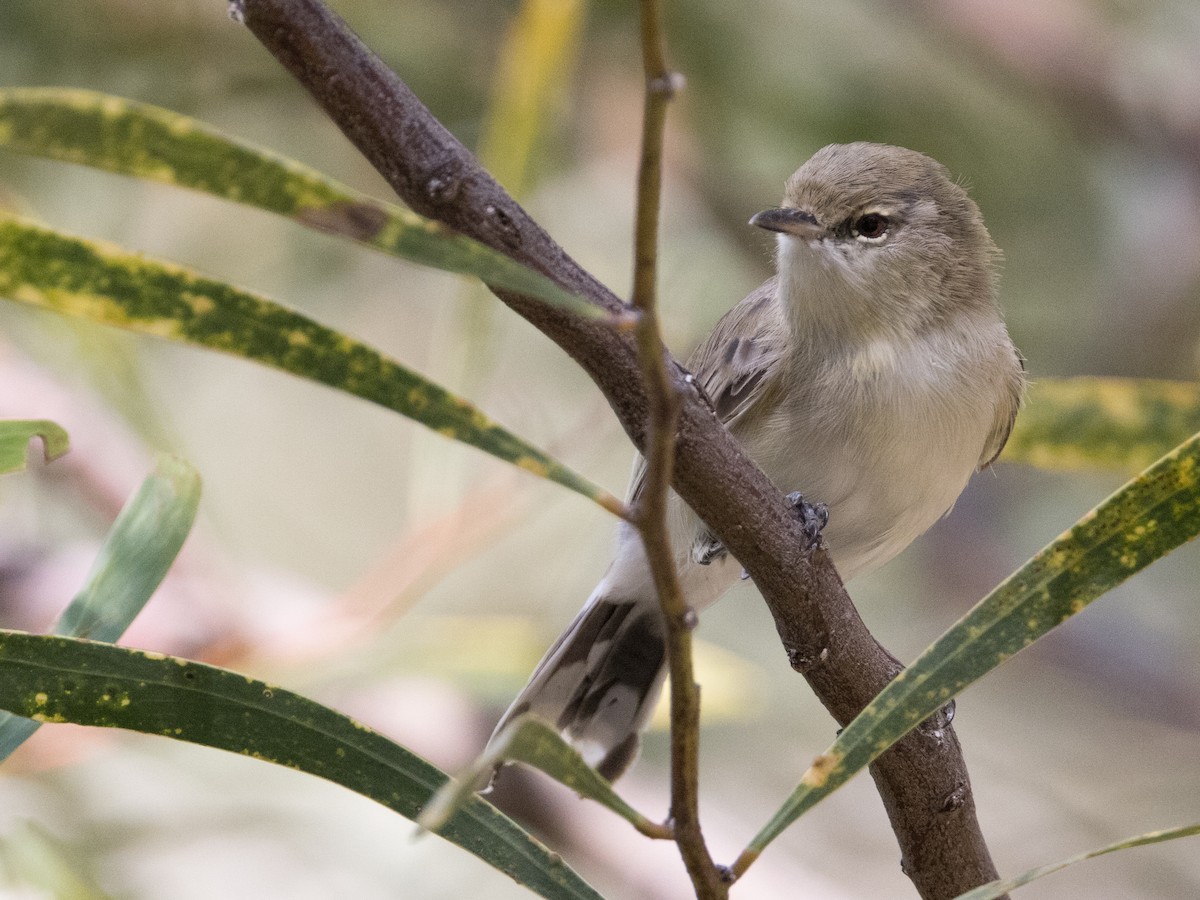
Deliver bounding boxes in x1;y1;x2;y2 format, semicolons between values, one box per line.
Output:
688;277;788;427
628;278;787;502
978;346;1026;468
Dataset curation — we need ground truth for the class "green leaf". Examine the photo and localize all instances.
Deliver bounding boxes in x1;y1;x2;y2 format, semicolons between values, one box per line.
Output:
420;715;667;839
0;214;621;512
0;631;603;900
0;87;602;320
734;430;1200;875
434;0;589;393
0;453;201;761
479;0;585;198
1003;377;1200;473
953;823;1200;900
0;419;69;473
0;821;115;900
53;454;201;642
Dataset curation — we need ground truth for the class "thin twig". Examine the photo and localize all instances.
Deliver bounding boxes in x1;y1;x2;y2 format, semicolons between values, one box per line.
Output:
237;2;1004;896
627;2;726;897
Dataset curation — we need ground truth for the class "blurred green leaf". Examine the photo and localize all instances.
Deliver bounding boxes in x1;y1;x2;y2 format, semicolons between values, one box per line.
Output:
441;0;588;394
420;715;666;839
0;215;621;512
0;631;603;900
735;429;1200;874
0;453;201;761
1003;377;1200;473
0;87;603;320
53;454;201;642
480;0;586;197
0;821;115;900
954;823;1200;900
0;419;68;472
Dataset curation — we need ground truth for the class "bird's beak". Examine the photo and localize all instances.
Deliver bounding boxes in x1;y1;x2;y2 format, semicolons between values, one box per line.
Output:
749;207;821;239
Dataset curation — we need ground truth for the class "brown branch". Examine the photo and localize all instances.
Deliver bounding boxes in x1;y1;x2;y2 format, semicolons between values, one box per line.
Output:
236;1;1003;896
627;2;725;897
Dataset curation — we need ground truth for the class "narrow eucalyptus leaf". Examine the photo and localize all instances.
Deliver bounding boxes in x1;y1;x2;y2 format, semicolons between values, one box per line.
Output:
0;454;200;762
0;87;602;319
953;823;1200;900
53;454;201;643
1003;377;1200;473
0;215;620;511
0;419;69;473
421;715;661;837
0;632;603;900
738;430;1200;870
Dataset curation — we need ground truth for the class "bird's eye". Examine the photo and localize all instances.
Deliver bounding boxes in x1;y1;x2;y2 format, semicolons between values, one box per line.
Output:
853;213;890;240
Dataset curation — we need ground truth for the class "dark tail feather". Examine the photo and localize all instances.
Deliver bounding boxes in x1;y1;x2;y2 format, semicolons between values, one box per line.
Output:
490;595;667;781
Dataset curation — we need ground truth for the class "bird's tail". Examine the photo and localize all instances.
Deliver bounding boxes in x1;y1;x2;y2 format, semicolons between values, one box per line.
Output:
488;590;667;781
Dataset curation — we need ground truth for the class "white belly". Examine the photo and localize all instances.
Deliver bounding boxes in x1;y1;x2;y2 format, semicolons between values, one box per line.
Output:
719;330;1001;583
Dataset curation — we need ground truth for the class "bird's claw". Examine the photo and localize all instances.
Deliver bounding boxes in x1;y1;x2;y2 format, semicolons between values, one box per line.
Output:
691;530;727;566
785;491;829;549
696;494;826;564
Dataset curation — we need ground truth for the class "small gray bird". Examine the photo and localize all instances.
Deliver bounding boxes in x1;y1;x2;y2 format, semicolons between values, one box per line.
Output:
490;142;1025;780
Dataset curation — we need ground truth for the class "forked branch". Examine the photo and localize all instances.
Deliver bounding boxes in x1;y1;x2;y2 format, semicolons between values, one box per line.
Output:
237;1;1003;896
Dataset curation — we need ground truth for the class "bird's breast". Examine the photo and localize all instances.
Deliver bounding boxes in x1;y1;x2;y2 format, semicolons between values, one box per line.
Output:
737;326;1002;580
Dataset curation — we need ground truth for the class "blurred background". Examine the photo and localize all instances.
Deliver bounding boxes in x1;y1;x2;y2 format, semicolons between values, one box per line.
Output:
2;0;1200;897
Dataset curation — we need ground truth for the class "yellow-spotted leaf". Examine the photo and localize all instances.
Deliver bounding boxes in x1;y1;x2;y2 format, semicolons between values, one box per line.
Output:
733;430;1200;876
0;87;601;320
1003;377;1200;473
0;419;68;472
954;823;1200;900
0;631;602;900
0;215;619;511
420;715;666;839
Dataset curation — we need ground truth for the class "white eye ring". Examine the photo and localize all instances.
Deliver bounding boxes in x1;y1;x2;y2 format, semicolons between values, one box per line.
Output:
852;213;890;242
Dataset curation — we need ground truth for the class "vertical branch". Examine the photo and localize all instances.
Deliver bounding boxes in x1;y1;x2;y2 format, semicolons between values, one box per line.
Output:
628;2;727;898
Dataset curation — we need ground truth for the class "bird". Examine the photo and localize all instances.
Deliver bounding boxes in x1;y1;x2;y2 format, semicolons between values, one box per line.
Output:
489;142;1025;781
